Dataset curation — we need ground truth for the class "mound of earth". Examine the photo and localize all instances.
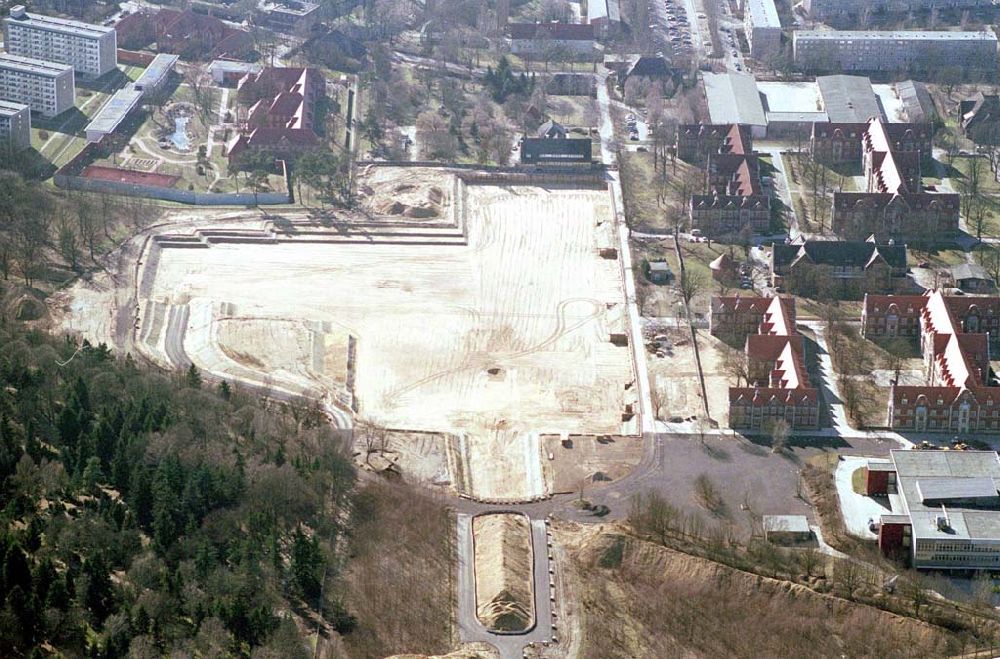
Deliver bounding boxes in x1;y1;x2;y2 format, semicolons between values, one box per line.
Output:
473;513;534;632
12;293;46;321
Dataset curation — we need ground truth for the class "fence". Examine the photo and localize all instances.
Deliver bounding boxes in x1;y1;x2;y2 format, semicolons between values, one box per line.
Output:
54;143;293;205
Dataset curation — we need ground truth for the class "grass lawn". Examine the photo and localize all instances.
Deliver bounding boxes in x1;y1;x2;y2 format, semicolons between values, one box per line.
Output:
546;95;597;128
620;149;702;232
851;467;866;494
907;247;968;268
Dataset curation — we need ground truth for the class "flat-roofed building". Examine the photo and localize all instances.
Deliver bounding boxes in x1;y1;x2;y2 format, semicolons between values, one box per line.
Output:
132;53;179;99
0;100;30;154
793;30;998;75
256;0;321;32
703;72;768;138
744;0;781;61
85;84;144;143
869;449;1000;569
816;75;883;124
3;5;117;77
209;59;264;85
805;0;990;21
0;53;75;117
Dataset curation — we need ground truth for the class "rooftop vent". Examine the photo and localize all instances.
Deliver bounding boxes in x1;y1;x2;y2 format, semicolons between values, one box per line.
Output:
937;504;951;531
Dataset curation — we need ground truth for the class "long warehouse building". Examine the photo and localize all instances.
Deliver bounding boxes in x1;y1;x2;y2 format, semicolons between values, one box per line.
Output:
0;53;75;117
3;4;117;77
793;30;997;74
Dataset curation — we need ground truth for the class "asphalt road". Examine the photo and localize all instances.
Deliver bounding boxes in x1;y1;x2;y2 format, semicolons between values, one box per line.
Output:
456;514;555;659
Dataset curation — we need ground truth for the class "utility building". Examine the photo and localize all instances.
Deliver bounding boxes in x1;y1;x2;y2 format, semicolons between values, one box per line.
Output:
869;450;1000;570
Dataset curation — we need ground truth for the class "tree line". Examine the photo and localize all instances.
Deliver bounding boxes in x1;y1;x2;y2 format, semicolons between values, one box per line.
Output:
0;315;361;657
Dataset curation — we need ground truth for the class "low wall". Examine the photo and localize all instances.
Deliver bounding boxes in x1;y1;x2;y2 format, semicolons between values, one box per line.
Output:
54;143;293;205
55;172;292;205
118;49;155;66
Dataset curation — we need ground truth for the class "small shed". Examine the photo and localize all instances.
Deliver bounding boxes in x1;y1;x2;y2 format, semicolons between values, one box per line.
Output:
647;260;674;283
950;263;996;293
763;515;812;544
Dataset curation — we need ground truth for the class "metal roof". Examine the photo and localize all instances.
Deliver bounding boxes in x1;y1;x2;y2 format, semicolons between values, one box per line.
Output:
86;84;143;138
817;75;882;123
133;53;179;91
747;0;780;29
916;477;998;503
795;29;997;42
587;0;620;23
0;100;28;116
763;515;811;534
0;52;74;77
703;72;767;127
892;449;1000;480
950;262;992;281
766;111;829;123
209;60;263;76
5;6;114;38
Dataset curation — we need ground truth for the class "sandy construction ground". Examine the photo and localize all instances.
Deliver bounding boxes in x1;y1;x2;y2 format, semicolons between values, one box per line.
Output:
108;180;634;500
647;328;729;426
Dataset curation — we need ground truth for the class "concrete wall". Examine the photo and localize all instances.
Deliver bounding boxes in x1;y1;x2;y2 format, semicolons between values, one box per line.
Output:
55;172;292;205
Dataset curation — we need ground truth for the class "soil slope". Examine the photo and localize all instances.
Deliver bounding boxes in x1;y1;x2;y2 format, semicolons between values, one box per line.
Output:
473;513;534;632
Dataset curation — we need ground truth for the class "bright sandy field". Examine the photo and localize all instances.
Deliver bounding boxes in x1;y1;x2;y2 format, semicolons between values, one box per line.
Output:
135;182;635;498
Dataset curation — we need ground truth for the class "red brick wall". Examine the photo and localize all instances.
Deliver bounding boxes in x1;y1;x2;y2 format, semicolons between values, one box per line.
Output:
865;468;889;496
878;522;908;560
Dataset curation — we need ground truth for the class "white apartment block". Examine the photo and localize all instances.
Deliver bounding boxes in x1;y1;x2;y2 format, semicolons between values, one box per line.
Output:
3;5;117;78
805;0;990;19
793;30;998;74
744;0;781;61
0;100;31;154
0;54;75;117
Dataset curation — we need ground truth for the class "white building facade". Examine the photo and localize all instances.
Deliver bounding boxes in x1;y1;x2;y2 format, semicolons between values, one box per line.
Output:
0;53;75;117
3;5;117;78
0;100;31;154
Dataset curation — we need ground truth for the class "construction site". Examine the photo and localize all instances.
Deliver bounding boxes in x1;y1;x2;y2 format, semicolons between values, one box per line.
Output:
51;166;638;503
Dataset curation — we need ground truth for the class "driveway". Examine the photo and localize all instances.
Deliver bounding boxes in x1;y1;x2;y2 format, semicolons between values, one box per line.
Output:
834;457;891;539
456;514;554;659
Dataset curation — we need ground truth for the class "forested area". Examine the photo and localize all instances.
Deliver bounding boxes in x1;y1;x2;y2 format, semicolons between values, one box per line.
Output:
0;314;360;657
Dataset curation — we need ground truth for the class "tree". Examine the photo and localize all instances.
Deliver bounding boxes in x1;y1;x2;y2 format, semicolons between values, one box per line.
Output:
767;418;790;454
901;572;929;616
974;244;1000;283
724;347;750;387
679;268;706;306
186;364;202;389
290;527;324;603
57;212;81;273
416;110;458;160
80;555;115;624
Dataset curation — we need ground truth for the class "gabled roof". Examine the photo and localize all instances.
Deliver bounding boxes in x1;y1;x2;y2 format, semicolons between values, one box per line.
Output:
627;55;673;78
773;240;907;270
950;263;993;282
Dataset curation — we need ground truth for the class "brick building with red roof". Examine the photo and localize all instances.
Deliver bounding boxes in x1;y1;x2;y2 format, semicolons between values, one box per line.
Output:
862;290;1000;432
711;295;820;430
226;66;325;165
